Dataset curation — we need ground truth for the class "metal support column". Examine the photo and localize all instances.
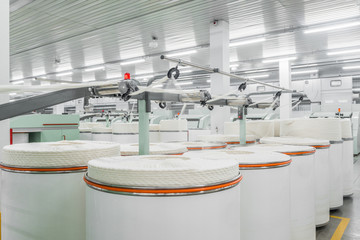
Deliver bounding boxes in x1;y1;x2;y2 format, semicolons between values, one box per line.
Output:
279;60;292;119
138;93;150;155
239;107;247;145
210;20;230;134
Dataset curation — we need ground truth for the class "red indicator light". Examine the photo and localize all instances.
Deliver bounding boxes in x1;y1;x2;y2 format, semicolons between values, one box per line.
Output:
124;73;131;80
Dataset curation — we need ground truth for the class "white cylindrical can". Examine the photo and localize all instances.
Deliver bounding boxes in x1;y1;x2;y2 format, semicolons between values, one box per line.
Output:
159;119;188;142
79;128;92;141
178;141;227;151
341;119;354;197
280;118;344;209
241;144;316;240
1;141;120;240
196;134;256;145
149;124;160;143
112;123;138;144
329;141;344;208
184;150;291;240
120;143;188;156
223;120;275;139
85;155;241;240
91;126;112;142
260;137;331;227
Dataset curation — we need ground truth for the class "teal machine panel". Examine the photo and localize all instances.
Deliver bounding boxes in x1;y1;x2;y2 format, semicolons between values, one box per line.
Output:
10;114;80;143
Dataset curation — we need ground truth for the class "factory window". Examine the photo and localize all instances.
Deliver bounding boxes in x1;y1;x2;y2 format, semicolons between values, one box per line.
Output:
330;80;342;87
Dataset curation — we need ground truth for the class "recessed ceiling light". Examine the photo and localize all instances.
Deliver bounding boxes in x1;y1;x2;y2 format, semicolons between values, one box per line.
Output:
263;57;297;63
56;72;73;77
176;81;193;86
291;69;318;75
230;37;266;47
166;50;197;57
327;49;360;56
84;66;105;72
247;74;269;79
120;59;145;66
343;65;360;70
304;21;360;34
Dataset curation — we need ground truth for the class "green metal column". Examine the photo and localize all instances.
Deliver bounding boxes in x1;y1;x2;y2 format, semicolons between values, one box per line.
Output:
138;99;150;155
239;107;247;146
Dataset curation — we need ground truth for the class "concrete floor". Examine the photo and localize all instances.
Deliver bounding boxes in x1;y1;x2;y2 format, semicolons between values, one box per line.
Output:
316;156;360;239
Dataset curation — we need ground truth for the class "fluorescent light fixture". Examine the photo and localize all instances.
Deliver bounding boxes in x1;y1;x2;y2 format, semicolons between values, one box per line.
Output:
9;93;16;96
12;80;24;85
120;59;145;66
166;50;197;57
343;65;360;70
84;66;105;72
56;72;73;77
230;37;266;47
176;81;193;86
291;69;318;75
327;49;360;56
263;57;297;63
206;80;211;83
247;74;269;79
304;21;360;34
244;69;270;74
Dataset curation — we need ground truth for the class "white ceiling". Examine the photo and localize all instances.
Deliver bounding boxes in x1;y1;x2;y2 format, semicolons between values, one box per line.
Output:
9;0;360;87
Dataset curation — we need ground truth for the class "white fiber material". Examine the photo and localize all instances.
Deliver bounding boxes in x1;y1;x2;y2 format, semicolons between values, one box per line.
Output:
274;119;281;137
235;144;315;154
224;120;275;138
79;128;91;133
92;126;112;133
159;119;188;131
184;150;290;165
80;122;103;129
341;119;352;139
149;124;160;131
280;118;342;141
88;155;239;187
112;123;139;134
197;134;256;143
178;141;227;150
2;141;120;167
260;137;330;146
120;143;188;156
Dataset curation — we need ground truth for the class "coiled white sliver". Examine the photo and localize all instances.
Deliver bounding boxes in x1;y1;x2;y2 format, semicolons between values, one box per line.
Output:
79;127;91;133
260;137;330;146
280;118;342;141
112;123;138;134
149;124;160;131
159;119;188;131
120;143;188;156
224;120;275;138
87;155;239;187
197;134;256;143
233;144;315;154
177;141;226;150
91;126;112;133
184;150;290;165
274;119;281;137
80;122;103;129
340;119;352;139
2;140;120;167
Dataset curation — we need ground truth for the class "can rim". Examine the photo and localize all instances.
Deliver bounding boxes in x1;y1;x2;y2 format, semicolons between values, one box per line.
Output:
84;173;242;196
0;163;87;174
